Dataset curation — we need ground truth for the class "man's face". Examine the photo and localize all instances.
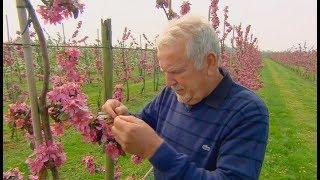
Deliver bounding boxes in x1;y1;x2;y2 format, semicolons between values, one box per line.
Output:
157;40;209;105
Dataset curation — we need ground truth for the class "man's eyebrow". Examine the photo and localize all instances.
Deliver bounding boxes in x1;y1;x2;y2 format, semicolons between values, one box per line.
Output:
168;66;185;72
161;66;182;72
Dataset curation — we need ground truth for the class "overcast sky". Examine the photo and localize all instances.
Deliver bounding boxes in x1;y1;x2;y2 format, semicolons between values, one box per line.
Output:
3;0;317;51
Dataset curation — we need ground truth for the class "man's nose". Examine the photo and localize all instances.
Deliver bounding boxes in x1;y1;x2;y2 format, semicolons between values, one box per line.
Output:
165;73;177;87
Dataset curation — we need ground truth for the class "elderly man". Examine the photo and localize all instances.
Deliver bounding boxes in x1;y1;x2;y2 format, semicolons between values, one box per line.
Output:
102;14;269;179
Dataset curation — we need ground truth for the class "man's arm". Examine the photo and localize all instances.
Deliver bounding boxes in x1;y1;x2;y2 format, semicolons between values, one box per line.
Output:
150;114;269;179
132;87;169;130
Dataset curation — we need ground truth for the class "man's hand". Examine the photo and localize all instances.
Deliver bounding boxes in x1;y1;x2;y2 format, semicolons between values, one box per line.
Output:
112;115;164;159
102;99;129;118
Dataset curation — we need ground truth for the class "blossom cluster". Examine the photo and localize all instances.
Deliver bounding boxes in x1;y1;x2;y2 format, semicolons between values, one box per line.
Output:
222;24;263;90
209;0;220;30
5;102;33;132
82;156;96;174
180;1;191;16
122;27;131;41
26;141;66;177
3;167;24;180
56;48;84;84
37;0;85;25
155;0;191;19
112;84;125;103
47;82;98;142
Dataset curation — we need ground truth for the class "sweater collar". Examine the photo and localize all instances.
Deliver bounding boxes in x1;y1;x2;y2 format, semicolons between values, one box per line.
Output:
204;67;234;108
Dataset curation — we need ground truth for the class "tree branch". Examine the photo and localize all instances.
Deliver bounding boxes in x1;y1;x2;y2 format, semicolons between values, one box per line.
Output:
24;0;60;179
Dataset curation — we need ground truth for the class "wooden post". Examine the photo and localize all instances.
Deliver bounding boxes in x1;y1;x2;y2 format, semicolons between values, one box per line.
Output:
15;0;47;178
141;44;147;93
6;14;11;42
153;50;156;91
101;18;114;180
23;0;61;178
139;35;142;76
97;28;100;45
62;23;66;44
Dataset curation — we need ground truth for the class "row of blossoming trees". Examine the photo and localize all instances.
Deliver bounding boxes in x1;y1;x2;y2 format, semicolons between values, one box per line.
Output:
268;43;317;81
3;24;160;105
4;0;265;179
156;0;264;90
208;1;263;90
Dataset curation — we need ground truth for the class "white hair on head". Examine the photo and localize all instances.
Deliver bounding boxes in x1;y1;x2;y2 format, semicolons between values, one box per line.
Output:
156;13;221;69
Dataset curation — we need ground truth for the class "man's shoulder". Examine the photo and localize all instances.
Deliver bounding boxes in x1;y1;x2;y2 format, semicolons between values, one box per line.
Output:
227;83;268;116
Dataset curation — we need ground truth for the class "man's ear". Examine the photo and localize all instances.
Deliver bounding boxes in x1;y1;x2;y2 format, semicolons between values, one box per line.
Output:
205;53;218;76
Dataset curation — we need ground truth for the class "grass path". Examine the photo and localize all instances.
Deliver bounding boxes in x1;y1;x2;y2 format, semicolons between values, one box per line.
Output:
258;58;317;179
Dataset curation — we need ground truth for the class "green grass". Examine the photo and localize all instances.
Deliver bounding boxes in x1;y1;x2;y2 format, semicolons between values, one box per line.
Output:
258;58;317;179
3;58;317;179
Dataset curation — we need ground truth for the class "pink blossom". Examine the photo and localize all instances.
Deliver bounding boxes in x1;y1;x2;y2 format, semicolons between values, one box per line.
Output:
98;120;113;143
15;118;25;129
82;155;96;174
36;0;85;25
105;142;125;160
29;175;39;180
95;58;103;72
5;102;31;131
51;76;66;87
66;48;81;59
139;52;147;70
26;141;66;175
131;154;143;164
9;102;29;113
66;69;84;84
51;122;65;137
25;158;45;175
209;0;220;30
112;84;124;102
114;165;122;180
180;1;191;16
122;27;131;41
172;12;180;19
3;167;24;180
82;128;98;142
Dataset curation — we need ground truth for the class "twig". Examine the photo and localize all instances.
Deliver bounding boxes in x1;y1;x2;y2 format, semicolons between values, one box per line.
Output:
142;167;153;180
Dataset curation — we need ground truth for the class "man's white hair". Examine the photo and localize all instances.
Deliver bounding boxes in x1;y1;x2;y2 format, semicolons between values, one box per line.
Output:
156;13;221;69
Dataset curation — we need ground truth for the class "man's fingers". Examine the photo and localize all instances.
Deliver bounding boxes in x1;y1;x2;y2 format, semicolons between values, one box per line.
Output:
113;116;133;131
111;126;125;146
107;108;117;119
115;106;129;116
101;99;120;119
117;115;142;124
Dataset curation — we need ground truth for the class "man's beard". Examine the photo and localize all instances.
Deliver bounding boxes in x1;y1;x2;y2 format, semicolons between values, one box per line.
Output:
176;93;192;103
172;85;192;103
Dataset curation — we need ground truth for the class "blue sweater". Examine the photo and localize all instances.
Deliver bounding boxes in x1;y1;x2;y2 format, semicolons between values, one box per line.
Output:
136;68;269;180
